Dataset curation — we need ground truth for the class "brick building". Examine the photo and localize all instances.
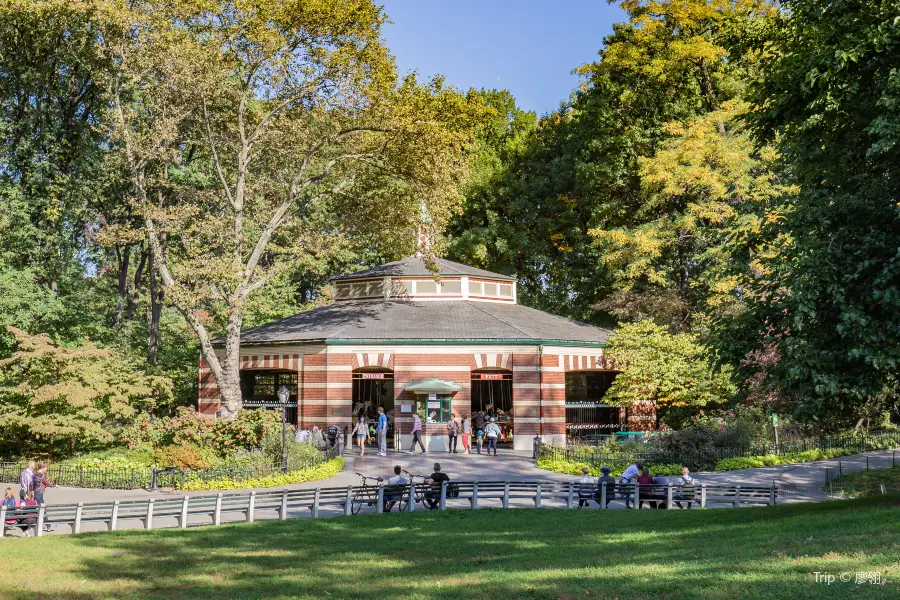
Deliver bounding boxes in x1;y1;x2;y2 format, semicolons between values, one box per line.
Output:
198;256;654;450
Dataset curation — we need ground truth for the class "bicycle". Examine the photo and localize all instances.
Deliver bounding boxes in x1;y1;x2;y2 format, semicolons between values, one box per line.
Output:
395;470;429;512
351;472;383;515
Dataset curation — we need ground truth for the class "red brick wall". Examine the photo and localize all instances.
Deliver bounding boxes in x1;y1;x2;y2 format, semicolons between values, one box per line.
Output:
197;358;219;416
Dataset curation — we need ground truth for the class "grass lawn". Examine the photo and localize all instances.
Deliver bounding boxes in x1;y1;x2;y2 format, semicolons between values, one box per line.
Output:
3;497;899;600
835;466;900;494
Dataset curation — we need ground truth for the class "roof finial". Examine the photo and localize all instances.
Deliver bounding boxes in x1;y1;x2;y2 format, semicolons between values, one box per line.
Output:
416;200;431;258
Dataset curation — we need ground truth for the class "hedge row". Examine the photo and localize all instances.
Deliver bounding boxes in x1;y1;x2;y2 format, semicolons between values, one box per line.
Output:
538;446;887;477
176;457;345;491
536;456;683;477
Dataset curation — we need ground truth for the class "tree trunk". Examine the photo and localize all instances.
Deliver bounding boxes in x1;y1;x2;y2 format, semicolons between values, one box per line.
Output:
125;245;147;322
217;310;245;419
114;245;131;325
147;246;162;365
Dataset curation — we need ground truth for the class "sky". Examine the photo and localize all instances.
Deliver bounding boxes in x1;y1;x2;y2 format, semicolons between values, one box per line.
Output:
380;0;625;115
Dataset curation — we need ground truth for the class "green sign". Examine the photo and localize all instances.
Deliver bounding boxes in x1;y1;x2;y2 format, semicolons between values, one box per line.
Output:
771;413;779;426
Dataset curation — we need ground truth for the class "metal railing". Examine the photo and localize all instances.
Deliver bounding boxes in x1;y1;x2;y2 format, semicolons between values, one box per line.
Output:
3;478;898;539
0;448;336;491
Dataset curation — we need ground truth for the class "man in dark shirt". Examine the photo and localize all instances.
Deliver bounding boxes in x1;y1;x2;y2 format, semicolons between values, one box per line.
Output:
424;462;450;509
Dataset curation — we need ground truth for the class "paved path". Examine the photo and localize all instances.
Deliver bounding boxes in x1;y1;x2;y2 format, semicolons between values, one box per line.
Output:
18;447;899;507
693;448;898;486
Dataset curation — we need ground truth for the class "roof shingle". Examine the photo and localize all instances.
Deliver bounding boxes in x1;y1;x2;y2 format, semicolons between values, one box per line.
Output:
234;300;610;346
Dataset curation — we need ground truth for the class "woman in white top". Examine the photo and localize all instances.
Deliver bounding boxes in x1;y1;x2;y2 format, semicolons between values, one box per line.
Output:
351;415;368;456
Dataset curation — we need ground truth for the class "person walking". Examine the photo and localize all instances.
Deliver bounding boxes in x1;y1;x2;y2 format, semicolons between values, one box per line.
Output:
375;407;388;457
461;414;471;454
406;412;426;454
351;415;369;457
473;412;486;454
484;417;501;456
446;413;459;453
18;461;34;502
32;463;54;532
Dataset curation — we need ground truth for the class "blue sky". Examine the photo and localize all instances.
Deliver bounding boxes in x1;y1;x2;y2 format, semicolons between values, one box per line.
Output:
381;0;625;115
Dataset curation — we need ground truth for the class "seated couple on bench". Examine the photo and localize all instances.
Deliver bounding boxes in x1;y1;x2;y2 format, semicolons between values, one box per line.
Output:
576;466;617;508
2;488;38;536
576;464;697;509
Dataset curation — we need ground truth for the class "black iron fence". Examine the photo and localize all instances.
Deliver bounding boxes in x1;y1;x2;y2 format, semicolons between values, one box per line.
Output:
542;431;900;471
0;448;337;491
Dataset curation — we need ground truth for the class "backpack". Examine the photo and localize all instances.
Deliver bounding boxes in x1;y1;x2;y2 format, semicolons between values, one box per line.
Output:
447;483;460;498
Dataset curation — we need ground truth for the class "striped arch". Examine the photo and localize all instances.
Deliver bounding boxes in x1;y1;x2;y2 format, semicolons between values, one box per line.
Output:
353;352;393;370
472;352;512;370
239;353;301;370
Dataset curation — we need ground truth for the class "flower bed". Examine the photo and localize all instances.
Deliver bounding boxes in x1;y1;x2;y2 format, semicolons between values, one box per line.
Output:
176;456;345;491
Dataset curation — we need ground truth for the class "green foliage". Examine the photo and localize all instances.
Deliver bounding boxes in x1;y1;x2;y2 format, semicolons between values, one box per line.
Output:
58;448;155;470
177;457;344;491
605;321;736;424
0;327;173;457
536;455;683;477
713;0;900;427
153;445;216;470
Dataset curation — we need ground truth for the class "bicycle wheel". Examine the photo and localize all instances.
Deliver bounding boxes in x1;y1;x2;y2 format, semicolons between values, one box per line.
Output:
351;490;366;514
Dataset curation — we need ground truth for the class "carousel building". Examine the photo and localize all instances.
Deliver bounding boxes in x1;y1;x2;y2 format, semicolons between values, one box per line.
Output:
198;256;655;450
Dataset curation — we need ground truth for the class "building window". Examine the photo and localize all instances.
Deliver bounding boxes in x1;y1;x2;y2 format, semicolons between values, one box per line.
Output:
499;283;513;298
415;280;438;294
417;394;452;424
468;279;483;295
483;282;498;297
439;279;462;294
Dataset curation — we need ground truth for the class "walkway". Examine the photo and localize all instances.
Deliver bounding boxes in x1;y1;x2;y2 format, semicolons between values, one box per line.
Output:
22;448;899;507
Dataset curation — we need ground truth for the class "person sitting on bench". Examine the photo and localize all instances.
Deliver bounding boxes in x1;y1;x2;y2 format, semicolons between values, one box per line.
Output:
383;465;408;512
596;465;617;507
576;467;595;507
424;463;450;509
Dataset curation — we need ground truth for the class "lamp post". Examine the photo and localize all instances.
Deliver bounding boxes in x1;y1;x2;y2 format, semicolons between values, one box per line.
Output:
277;385;289;473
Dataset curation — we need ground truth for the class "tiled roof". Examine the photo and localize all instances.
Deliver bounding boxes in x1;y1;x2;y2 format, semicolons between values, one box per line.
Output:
332;256;516;282
234;300;611;345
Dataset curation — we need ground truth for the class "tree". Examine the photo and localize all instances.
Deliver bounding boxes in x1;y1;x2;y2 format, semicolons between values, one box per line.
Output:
100;0;483;417
716;0;900;428
0;0;110;289
604;320;737;427
593;100;793;330
0;327;172;457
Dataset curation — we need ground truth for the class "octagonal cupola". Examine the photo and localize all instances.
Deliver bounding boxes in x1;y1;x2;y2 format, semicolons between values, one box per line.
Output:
331;256;517;303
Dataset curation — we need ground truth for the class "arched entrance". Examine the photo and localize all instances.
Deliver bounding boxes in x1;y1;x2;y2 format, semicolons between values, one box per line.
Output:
471;368;513;443
352;367;395;441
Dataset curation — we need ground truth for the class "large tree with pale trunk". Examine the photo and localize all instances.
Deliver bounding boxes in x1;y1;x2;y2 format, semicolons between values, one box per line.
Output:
92;0;483;418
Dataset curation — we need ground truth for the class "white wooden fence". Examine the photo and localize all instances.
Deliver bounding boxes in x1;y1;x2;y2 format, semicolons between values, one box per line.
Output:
0;480;805;539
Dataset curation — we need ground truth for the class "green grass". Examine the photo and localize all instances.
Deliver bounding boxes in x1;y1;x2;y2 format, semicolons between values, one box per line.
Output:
3;497;899;599
835;465;900;495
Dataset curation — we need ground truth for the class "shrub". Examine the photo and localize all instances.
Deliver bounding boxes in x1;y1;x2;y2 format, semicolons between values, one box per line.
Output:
60;448;155;470
536;456;682;477
177;457;345;491
153;445;217;469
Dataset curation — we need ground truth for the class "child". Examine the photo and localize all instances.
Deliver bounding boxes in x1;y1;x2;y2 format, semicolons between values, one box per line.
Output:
19;491;38;536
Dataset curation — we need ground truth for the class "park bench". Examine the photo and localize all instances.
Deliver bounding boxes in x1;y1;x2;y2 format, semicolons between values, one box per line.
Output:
700;485;779;507
1;505;39;537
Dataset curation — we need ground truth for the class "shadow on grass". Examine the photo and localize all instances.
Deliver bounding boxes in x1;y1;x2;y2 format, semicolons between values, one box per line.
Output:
8;496;900;600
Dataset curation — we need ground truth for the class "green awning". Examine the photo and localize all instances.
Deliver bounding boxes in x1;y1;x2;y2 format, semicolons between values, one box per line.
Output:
404;378;462;394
